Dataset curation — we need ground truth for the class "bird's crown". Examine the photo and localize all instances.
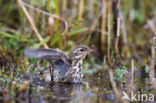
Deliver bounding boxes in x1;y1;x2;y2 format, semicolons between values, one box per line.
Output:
69;45;93;60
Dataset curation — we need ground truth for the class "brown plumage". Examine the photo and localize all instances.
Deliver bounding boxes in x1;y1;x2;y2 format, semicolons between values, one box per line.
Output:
25;45;93;83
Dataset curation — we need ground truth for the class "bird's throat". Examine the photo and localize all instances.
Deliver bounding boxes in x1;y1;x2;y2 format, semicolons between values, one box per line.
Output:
72;58;83;67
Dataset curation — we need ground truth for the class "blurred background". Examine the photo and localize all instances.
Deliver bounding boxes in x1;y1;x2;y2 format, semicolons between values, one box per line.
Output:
0;0;155;57
0;0;156;103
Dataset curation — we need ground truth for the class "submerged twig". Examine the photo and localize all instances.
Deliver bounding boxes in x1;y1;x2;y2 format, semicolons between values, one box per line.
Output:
149;37;156;90
108;67;122;102
130;59;134;90
127;59;135;95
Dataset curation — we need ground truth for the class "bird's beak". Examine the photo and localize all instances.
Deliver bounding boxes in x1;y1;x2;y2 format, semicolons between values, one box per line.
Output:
87;49;94;53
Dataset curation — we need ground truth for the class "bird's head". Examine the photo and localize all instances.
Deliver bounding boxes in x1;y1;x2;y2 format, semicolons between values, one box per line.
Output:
69;45;93;61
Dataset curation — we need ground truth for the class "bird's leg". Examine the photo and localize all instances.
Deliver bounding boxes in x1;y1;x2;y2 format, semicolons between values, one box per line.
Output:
49;66;53;82
51;62;54;82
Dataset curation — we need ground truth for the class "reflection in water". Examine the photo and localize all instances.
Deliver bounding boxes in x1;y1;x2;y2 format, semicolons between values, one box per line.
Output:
28;74;116;103
1;73;116;103
29;83;85;103
50;83;84;101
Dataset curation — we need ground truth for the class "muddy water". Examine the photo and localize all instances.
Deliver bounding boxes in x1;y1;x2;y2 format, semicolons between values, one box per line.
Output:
29;74;116;103
0;68;155;103
28;70;156;103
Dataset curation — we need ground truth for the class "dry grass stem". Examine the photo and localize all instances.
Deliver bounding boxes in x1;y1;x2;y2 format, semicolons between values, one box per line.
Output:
22;1;68;33
17;0;49;48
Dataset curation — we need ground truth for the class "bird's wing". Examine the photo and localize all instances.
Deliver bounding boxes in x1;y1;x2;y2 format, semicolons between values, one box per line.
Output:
24;48;70;62
53;60;71;80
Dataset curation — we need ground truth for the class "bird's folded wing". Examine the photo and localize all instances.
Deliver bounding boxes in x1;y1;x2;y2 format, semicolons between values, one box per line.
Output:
24;48;70;61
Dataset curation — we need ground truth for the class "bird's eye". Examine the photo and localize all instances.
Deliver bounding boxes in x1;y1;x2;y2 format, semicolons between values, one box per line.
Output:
80;49;84;52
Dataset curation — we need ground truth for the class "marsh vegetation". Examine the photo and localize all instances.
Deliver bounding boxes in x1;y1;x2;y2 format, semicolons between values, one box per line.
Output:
0;0;156;103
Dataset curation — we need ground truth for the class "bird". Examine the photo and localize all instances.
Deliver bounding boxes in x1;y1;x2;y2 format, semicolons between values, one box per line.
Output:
24;45;93;83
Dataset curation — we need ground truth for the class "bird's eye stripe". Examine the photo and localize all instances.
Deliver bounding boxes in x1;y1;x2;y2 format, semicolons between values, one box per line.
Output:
77;48;82;51
73;48;83;53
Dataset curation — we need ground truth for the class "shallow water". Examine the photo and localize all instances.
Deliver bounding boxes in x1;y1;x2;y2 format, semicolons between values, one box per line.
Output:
29;74;115;103
28;70;155;103
0;66;156;103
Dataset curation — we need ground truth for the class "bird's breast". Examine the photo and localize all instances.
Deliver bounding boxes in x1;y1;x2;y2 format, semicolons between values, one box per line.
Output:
70;63;83;83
